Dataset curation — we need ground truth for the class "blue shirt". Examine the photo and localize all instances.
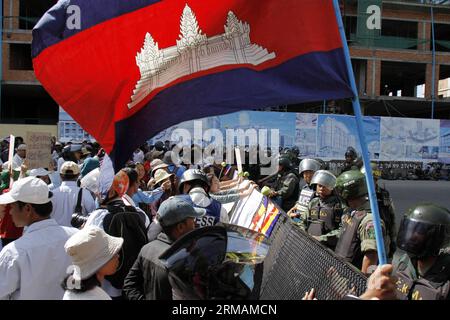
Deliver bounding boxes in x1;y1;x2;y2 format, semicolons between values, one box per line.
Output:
132;188;164;205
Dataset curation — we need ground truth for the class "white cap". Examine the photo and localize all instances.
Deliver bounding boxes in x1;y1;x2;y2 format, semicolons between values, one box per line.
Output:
0;176;52;205
17;144;27;151
28;168;50;177
64;226;123;281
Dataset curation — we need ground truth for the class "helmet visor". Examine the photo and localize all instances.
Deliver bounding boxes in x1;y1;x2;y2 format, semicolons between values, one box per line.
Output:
397;218;445;258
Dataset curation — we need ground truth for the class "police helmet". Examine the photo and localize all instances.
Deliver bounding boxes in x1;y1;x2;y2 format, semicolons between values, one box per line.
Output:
345;147;357;159
298;159;321;176
159;225;269;300
310;170;337;190
291;146;300;157
397;204;450;258
335;170;367;200
179;169;210;193
278;155;292;170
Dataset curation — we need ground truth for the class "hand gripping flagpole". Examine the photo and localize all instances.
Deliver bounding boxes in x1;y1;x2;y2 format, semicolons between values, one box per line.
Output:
332;0;387;266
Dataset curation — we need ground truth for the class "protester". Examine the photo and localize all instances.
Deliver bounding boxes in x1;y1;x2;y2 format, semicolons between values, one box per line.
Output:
0;170;24;249
84;170;148;299
133;147;145;164
10;144;27;170
51;161;96;226
123;196;204;300
163;151;186;180
0;177;78;299
62;226;123;300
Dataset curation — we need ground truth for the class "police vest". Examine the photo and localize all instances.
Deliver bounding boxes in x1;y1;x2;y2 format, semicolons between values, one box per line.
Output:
179;194;222;228
297;186;315;213
395;254;450;300
306;196;343;246
334;210;367;268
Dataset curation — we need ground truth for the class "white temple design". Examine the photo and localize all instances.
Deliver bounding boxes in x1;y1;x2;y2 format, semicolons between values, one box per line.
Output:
128;4;276;109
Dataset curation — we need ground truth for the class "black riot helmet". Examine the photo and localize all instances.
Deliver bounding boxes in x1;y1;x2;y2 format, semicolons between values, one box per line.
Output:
345;147;357;160
179;169;210;193
278;155;292;170
159;225;269;300
397;204;450;259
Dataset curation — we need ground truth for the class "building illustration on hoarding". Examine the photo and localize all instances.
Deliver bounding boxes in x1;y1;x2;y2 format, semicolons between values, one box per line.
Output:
317;116;357;158
129;5;276;109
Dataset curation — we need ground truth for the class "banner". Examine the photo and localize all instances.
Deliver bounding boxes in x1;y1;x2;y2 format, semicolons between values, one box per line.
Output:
32;0;353;169
229;189;280;237
26;132;52;169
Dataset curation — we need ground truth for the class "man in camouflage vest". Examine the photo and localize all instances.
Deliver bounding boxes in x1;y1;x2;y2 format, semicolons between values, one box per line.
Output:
334;170;388;274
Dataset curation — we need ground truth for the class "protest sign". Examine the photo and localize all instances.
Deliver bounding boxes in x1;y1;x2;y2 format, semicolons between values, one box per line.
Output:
26;132;52;169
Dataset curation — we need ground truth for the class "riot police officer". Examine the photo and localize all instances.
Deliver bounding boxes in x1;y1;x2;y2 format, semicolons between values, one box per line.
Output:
341;147;363;174
393;204;450;300
287;158;321;219
334;170;388;274
300;170;344;250
267;155;300;212
361;162;397;258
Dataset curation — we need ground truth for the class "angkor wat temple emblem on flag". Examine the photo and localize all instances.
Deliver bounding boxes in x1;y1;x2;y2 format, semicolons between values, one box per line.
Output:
128;4;277;109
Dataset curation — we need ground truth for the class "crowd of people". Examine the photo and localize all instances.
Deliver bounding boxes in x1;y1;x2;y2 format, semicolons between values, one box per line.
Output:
0;137;448;300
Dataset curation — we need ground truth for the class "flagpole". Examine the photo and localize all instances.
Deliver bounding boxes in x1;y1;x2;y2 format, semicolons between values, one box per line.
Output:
332;0;387;265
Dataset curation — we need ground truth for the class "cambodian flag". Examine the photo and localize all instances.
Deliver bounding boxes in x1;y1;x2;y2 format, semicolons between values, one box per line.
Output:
32;0;353;168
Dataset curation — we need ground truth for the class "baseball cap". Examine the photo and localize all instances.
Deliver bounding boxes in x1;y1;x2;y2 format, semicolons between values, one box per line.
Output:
17;144;27;151
158;196;205;227
0;176;52;205
28;168;50;177
60;161;81;175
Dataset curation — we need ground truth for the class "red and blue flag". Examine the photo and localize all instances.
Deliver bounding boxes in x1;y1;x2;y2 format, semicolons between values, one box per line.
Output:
32;0;353;168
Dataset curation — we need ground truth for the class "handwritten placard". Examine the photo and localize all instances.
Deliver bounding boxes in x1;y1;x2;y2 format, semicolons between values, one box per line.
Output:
26;132;52;169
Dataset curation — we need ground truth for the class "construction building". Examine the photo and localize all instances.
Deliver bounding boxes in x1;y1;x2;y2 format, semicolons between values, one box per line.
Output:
1;0;450;139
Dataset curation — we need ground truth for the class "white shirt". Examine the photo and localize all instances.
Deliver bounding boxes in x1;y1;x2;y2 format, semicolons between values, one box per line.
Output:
133;150;144;164
0;219;78;300
51;181;96;227
11;153;24;170
189;187;229;223
63;286;111;300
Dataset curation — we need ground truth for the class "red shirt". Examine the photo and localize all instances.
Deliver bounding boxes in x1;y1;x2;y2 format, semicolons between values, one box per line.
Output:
0;189;24;240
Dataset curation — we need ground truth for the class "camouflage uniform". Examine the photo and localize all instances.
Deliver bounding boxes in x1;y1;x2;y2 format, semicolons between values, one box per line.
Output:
300;194;344;249
334;200;389;270
393;253;450;300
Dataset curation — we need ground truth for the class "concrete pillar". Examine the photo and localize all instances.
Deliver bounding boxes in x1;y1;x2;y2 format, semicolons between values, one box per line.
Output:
425;63;440;99
365;60;381;97
417;21;431;52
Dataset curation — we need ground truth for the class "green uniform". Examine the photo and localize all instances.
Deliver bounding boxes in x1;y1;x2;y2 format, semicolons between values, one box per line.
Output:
300;194;344;249
392;253;450;300
274;171;300;212
335;200;388;270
